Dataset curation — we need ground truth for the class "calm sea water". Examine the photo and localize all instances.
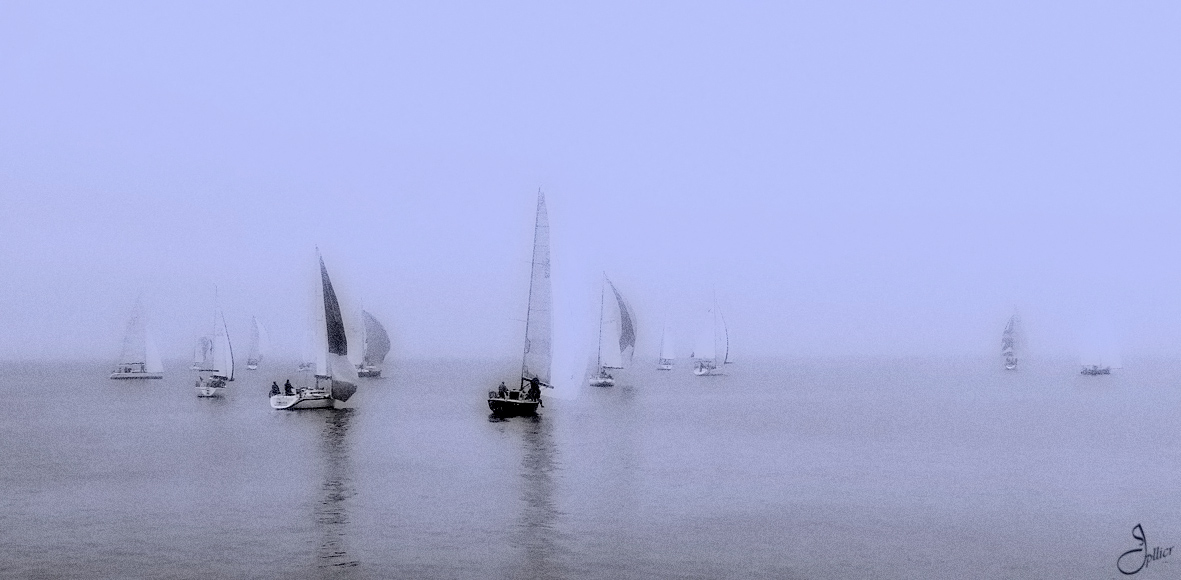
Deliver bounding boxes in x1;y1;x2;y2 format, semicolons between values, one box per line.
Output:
2;357;1180;579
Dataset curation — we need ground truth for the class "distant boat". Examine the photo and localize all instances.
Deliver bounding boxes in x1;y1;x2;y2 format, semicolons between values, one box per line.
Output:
693;295;728;376
110;299;164;379
190;336;212;370
271;251;360;410
1079;318;1120;376
589;275;636;387
489;192;549;416
195;301;234;397
1001;312;1020;371
297;329;316;372
657;325;674;370
356;310;391;378
245;316;268;370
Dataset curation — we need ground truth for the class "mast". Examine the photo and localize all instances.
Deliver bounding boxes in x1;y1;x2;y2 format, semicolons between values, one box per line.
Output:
597;275;605;369
520;192;542;379
519;190;552;386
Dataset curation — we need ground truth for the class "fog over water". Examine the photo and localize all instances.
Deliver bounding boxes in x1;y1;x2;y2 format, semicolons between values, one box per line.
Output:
1;2;1179;363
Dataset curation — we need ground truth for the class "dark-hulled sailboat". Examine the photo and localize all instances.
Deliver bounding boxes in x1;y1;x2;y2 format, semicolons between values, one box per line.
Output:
489;192;550;416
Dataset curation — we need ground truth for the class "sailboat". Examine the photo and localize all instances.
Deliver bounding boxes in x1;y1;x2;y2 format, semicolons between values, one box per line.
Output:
190;337;211;370
245;316;268;370
297;330;316;372
195;303;234;397
692;295;729;376
1079;317;1120;376
356;310;391;378
489;192;550;416
1001;312;1020;371
589;275;636;387
110;299;164;379
271;251;360;410
657;326;674;370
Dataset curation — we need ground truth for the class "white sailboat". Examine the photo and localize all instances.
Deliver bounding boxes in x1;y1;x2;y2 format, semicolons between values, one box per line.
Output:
356;310;391;378
271;251;360;410
692;295;729;376
1001;312;1020;371
297;330;316;372
110;299;164;379
489;191;550;416
190;337;212;370
195;304;234;397
245;316;268;370
589;275;636;387
657;325;674;370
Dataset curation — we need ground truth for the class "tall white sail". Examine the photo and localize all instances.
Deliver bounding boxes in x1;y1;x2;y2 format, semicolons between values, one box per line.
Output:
118;300;148;366
521;192;552;387
317;252;358;401
210;309;233;379
247;317;267;367
659;326;675;362
693;326;716;363
717;306;730;365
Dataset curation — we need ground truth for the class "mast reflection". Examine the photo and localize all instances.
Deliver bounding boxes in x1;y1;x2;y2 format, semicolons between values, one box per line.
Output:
515;415;565;579
316;408;357;574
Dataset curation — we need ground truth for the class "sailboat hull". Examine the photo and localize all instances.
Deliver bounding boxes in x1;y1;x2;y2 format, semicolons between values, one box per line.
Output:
357;367;382;378
246;364;259;370
270;391;335;410
110;372;164;380
195;386;225;397
589;377;615;387
488;394;540;416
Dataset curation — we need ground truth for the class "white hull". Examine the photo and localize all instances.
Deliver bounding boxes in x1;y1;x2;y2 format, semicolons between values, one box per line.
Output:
692;362;719;376
195;385;225;397
246;364;259;370
589;377;615;387
657;360;673;371
110;372;163;379
270;390;334;410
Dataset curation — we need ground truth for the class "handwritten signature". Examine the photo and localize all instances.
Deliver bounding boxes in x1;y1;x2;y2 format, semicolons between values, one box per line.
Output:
1118;524;1173;575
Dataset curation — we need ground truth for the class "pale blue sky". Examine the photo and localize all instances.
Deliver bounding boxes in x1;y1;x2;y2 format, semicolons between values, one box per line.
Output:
1;1;1179;361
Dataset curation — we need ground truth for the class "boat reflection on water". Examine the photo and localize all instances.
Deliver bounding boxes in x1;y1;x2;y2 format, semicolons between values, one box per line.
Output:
514;415;566;580
316;409;357;573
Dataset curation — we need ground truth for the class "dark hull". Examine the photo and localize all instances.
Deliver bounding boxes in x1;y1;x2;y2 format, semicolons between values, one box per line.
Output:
488;397;539;417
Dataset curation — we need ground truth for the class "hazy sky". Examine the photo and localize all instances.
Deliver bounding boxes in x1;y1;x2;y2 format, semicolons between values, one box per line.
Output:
1;1;1179;362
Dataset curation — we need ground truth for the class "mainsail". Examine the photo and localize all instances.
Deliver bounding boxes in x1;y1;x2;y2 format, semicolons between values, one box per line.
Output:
211;309;234;380
319;253;358;401
361;310;391;368
521;192;552;386
117;299;163;373
694;296;727;370
659;326;674;363
247;316;268;367
118;300;148;366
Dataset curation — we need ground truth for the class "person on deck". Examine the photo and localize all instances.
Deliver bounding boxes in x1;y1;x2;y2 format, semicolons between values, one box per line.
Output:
284;379;294;396
528;377;541;401
270;381;281;397
497;381;508;398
